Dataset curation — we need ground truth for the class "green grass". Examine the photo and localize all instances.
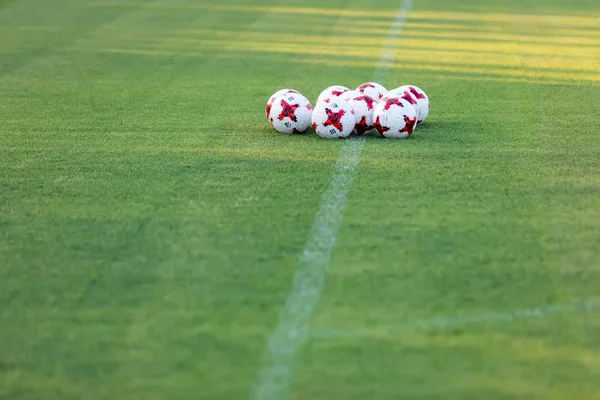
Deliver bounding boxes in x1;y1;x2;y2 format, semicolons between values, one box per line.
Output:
1;0;600;399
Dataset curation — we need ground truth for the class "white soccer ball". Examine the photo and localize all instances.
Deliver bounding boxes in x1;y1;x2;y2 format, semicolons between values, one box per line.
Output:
316;85;351;103
382;88;420;118
311;98;355;139
356;82;388;102
268;92;313;134
266;88;299;120
395;85;429;124
347;94;377;135
373;97;418;138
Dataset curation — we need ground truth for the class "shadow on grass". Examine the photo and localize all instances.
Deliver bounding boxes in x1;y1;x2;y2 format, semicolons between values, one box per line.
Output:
261;119;470;144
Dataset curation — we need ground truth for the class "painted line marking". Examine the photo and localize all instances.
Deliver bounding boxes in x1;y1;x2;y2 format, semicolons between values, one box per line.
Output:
251;138;363;400
251;2;413;400
312;298;600;340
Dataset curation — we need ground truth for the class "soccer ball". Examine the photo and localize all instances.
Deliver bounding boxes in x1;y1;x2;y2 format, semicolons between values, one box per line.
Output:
356;82;387;102
395;85;429;124
383;88;420;116
316;85;351;103
311;98;355;139
373;97;418;138
347;94;377;135
268;92;313;134
266;88;298;120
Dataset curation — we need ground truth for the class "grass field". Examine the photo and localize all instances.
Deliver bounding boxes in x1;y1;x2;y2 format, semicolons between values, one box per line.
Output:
1;0;600;399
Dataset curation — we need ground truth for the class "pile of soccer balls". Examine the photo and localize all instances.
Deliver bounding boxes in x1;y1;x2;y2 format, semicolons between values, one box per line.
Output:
266;82;429;139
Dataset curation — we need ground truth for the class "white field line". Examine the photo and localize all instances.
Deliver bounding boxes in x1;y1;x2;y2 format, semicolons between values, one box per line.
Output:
311;297;600;340
251;2;413;400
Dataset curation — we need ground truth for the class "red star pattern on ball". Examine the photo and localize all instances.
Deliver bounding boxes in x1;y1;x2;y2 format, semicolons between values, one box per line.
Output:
373;116;389;136
355;95;375;110
400;92;417;105
409;86;426;100
355;116;372;134
384;97;404;110
331;90;346;96
277;100;299;122
312;122;318;131
358;83;375;92
323;108;346;131
400;115;417;135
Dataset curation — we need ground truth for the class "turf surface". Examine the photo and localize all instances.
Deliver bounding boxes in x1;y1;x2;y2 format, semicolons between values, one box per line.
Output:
1;0;600;399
